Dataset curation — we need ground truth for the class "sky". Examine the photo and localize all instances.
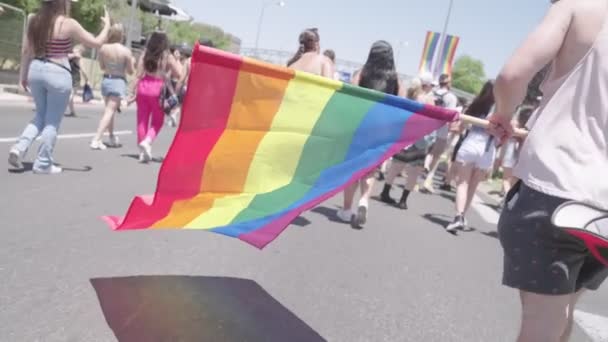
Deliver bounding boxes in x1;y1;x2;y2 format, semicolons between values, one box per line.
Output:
172;0;551;77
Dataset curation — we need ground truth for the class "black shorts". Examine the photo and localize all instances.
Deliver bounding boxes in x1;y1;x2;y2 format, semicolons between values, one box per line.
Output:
498;181;608;295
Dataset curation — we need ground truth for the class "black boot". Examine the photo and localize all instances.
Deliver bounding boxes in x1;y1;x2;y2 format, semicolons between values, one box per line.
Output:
398;190;410;210
380;184;396;205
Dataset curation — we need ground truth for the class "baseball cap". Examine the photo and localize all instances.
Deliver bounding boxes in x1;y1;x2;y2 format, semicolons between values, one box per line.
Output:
419;72;434;86
553;201;608;266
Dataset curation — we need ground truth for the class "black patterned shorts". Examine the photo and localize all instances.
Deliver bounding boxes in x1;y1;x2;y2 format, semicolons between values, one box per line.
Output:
498;181;608;295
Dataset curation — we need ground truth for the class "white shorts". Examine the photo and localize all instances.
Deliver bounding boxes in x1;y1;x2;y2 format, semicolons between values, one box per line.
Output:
502;139;519;169
456;135;497;170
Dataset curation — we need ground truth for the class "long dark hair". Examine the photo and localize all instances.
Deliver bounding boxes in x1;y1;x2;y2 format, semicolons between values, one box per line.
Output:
287;28;319;67
359;40;398;95
465;80;495;118
144;31;170;73
28;0;70;57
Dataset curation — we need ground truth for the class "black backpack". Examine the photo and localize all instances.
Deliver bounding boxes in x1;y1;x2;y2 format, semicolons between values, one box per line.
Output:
433;90;448;107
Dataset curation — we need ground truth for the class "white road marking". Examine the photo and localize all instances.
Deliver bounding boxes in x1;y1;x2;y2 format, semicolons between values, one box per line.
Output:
0;130;132;143
574;310;608;342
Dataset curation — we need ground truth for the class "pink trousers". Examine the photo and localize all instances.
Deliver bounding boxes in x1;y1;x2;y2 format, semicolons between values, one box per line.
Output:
136;75;164;144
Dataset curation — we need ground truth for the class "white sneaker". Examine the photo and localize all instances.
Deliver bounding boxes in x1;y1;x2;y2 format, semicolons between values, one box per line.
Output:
33;165;62;175
90;140;107;150
8;148;23;169
139;140;152;163
336;209;353;223
107;135;120;148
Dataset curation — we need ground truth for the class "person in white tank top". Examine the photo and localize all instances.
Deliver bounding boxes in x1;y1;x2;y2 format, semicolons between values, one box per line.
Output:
491;1;608;341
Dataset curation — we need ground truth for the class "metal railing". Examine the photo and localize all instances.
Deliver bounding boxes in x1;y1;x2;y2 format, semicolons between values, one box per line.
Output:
0;2;27;85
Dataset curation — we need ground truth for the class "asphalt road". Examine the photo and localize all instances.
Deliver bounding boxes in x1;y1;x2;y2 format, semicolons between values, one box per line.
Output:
1;103;606;342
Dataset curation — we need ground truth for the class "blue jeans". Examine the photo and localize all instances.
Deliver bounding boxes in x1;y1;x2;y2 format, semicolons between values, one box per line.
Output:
13;59;72;171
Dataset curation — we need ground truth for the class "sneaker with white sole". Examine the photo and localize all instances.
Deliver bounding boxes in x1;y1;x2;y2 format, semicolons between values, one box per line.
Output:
8;148;23;169
336;209;353;223
446;215;466;232
90;140;107;150
33;165;62;175
139;140;152;162
107;135;121;148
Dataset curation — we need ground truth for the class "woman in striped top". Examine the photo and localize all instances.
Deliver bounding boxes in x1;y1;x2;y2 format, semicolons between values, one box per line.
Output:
8;0;111;174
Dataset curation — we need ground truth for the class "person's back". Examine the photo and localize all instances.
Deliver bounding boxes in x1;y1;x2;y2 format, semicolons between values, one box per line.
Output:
516;0;608;209
99;43;131;77
286;28;332;78
289;52;326;76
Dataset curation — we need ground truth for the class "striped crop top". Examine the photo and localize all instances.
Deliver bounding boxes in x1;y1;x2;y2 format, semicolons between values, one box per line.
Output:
45;37;72;58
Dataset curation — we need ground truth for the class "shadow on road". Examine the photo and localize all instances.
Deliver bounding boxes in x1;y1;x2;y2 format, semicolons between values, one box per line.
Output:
422;213;478;236
8;162;92;174
121;154;165;163
310;206;346;224
292;216;312;227
90;276;326;342
480;230;500;240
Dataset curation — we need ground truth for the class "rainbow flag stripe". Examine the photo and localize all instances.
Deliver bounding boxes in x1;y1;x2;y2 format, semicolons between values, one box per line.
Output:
418;31;441;74
105;44;458;249
435;34;460;76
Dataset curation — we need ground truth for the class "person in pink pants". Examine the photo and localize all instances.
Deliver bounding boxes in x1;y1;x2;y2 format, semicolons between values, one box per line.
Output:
134;31;182;163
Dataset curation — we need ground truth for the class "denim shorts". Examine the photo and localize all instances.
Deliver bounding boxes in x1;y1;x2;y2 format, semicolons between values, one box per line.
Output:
101;77;127;98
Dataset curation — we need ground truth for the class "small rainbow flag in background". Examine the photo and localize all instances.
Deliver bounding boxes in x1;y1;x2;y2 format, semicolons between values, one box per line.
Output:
418;31;441;74
434;34;460;77
105;44;458;249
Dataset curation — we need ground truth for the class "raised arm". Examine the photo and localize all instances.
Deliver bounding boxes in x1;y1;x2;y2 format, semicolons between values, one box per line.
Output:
66;7;110;49
494;0;572;119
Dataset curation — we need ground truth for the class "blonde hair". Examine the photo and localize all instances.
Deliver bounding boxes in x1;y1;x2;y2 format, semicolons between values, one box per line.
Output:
407;78;424;101
107;23;124;44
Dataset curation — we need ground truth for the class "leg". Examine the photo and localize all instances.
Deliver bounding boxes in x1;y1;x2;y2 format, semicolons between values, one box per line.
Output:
446;162;473;231
66;88;76;116
358;172;376;206
454;162;474;215
92;96;119;147
380;160;406;204
463;167;488;213
397;164;423;210
136;95;151;144
561;290;585;342
518;291;573;342
145;101;165;143
423;138;448;192
342;182;358;212
34;67;71;171
12;75;47;156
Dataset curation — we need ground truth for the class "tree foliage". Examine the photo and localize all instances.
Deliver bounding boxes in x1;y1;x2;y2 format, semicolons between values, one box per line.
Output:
1;0;234;50
451;55;486;94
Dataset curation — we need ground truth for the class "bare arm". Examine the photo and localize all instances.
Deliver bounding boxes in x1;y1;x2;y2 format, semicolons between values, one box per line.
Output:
166;54;183;81
321;59;333;79
494;0;572;119
19;14;35;89
397;80;407;98
66;8;110;49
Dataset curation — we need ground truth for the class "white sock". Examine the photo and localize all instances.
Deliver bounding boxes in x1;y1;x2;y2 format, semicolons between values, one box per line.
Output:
358;198;369;208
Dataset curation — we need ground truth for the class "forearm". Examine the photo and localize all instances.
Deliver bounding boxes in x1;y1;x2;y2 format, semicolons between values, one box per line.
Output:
19;51;32;81
494;71;529;121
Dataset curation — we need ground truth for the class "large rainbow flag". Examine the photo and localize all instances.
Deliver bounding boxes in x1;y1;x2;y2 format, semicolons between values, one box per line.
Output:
434;34;460;77
105;44;458;249
418;31;441;75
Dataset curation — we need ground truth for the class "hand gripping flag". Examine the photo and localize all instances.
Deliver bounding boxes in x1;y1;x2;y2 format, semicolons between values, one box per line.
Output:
105;44;458;249
552;201;608;266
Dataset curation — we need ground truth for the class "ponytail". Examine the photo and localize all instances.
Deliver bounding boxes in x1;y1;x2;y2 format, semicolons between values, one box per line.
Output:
287;44;305;67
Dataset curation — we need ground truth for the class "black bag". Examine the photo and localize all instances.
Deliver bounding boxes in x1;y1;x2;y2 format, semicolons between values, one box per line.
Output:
392;144;427;163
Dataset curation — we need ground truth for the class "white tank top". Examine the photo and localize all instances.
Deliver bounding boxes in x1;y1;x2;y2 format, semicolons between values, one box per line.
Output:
514;14;608;210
